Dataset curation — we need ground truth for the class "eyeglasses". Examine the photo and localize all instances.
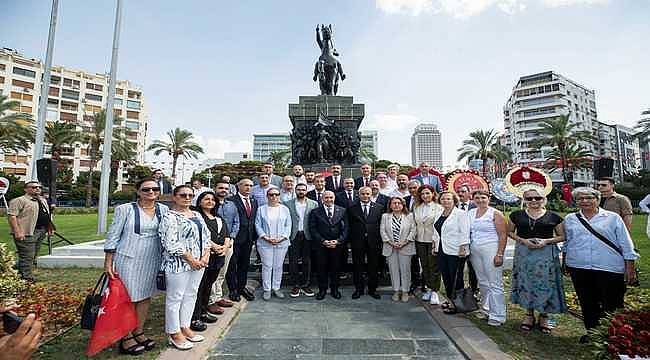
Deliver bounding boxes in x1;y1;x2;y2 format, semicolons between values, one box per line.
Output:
176;193;193;198
596;183;609;187
524;196;543;201
140;187;161;193
576;196;597;201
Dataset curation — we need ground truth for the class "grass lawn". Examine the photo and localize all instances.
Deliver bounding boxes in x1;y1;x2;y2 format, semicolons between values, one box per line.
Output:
468;213;649;360
0;213;111;255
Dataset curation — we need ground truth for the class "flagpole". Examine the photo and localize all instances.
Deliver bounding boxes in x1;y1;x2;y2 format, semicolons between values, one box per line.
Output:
97;0;123;234
31;0;59;180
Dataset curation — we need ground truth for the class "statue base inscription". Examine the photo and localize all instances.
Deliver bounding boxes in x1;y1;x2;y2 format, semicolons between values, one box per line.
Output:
288;95;365;166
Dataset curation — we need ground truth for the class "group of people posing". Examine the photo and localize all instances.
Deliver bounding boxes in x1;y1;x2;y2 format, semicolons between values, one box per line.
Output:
98;162;640;353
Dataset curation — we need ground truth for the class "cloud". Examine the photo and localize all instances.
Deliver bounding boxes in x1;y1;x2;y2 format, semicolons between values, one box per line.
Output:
376;0;604;18
364;113;421;131
193;136;252;159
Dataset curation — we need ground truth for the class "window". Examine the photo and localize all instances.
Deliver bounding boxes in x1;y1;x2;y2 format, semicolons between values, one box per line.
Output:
126;110;139;119
85;104;101;113
50;75;61;85
48;86;59;96
61;101;78;111
12;79;34;89
0;76;4;84
10;91;33;102
114;98;122;105
125;121;139;130
86;83;103;91
60;112;77;122
47;110;58;121
85;93;102;102
63;78;80;88
3;168;27;175
126;100;140;110
114;109;122;116
127;132;138;140
127;90;141;99
61;89;79;100
116;88;123;95
12;67;36;78
47;98;58;107
0;64;5;71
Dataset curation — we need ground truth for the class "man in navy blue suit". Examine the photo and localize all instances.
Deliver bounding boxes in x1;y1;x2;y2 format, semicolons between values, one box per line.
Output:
354;163;374;190
325;164;344;192
410;162;442;193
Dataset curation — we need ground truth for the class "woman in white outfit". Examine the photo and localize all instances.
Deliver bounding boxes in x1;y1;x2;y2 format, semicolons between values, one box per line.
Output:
468;190;508;326
255;188;292;300
380;197;417;302
159;185;211;350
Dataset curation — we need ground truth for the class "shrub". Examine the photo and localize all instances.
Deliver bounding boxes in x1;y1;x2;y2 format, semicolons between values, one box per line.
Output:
590;305;650;359
0;243;26;302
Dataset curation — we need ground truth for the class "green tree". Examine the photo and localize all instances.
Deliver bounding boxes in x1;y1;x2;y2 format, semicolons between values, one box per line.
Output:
492;142;513;178
0;94;34;153
126;165;153;184
544;143;593;180
635;108;650;138
45;121;81;161
457;129;500;177
82;110;136;207
359;148;378;168
531;114;595;184
269;149;291;172
147;128;204;180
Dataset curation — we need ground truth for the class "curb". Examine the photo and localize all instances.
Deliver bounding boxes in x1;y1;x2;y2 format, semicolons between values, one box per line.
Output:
418;298;513;360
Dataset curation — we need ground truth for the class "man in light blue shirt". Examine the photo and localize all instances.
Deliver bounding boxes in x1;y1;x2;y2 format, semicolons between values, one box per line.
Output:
562;187;639;342
251;174;278;206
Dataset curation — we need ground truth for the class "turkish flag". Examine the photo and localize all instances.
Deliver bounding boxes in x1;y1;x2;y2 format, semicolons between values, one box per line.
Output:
562;183;573;203
86;275;138;356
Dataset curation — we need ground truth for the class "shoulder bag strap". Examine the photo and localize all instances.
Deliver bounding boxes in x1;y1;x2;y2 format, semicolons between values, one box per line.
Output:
575;213;623;256
131;202;141;235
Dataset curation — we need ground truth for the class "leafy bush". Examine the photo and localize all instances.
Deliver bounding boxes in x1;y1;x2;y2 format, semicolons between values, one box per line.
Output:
590;305;650;359
0;243;26;302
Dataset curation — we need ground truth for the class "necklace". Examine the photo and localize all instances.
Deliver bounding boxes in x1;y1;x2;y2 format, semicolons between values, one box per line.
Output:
526;209;545;231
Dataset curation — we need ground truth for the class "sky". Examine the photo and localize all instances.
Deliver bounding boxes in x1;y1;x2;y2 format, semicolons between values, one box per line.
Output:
2;0;649;167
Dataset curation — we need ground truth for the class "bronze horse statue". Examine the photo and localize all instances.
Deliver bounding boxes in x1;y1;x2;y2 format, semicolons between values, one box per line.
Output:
313;24;346;95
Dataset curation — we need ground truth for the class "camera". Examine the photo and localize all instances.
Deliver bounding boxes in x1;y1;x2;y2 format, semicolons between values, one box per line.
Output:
2;312;23;334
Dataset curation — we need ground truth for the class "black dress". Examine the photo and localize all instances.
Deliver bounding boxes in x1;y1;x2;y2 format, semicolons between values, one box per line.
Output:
204;216;229;270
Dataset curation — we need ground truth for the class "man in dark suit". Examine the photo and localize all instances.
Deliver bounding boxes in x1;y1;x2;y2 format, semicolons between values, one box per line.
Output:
368;179;390;209
354;163;374;190
410;162;442;193
325;164;344;192
347;186;384;299
306;175;326;203
335;177;358;208
226;178;258;302
456;185;478;293
153;169;172;195
309;191;348;300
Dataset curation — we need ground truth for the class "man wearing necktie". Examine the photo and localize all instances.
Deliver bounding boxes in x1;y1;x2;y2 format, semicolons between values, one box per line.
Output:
325;164;344;192
411;162;442;193
307;175;326;203
347;187;384;299
227;179;258;302
309;191;348;300
354;164;374;190
335;178;358;279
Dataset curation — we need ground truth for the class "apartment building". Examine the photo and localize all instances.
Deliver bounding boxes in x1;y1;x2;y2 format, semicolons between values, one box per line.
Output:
411;123;443;169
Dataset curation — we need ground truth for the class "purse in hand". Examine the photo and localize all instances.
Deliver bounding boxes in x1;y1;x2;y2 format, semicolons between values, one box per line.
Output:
80;272;109;330
156;270;166;291
450;259;478;313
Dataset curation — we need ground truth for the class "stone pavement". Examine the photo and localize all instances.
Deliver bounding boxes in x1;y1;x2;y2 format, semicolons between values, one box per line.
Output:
207;287;466;359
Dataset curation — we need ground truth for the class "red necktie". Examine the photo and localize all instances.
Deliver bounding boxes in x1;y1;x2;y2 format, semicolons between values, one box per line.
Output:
347;191;352;204
243;197;252;217
364;178;368;186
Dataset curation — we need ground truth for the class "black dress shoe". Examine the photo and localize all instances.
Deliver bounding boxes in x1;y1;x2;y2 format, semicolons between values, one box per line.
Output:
229;293;241;302
241;288;255;301
368;291;381;299
579;335;590;344
331;289;342;299
201;313;218;324
316;290;327;300
351;290;363;299
190;320;207;332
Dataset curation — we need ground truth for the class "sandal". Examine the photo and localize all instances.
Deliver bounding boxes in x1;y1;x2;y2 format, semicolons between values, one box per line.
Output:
119;335;146;355
133;331;156;351
538;315;552;334
443;306;457;314
441;302;452;309
520;314;535;332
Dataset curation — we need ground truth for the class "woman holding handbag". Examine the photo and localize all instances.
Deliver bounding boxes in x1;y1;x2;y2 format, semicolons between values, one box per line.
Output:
431;191;470;314
104;178;168;355
159;185;211;350
380;197;417;302
563;186;639;343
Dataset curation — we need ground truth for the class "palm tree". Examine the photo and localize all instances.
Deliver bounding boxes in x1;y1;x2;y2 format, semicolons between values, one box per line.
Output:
268;149;291;172
544;143;593;179
82;110;136;207
147;128;204;180
492;142;513;178
0;94;34;153
457;129;500;177
531;114;595;184
45;122;81;161
635;108;650;138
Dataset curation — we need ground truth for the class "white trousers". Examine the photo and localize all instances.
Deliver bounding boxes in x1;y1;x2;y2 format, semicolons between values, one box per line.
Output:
257;240;289;292
165;269;204;334
387;252;412;292
209;246;233;304
470;242;506;323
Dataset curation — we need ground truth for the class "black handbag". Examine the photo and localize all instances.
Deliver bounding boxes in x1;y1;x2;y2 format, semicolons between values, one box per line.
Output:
80;272;109;330
450;258;479;313
156;270;166;291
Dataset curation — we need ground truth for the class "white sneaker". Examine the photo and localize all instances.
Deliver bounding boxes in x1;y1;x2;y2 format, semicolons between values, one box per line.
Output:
421;290;432;301
186;334;205;342
168;337;193;350
487;319;503;327
273;289;285;299
392;292;400;302
263;291;271;301
474;311;489;320
429;291;440;305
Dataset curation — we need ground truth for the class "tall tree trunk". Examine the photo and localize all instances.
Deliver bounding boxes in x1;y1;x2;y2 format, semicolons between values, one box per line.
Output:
481;157;487;178
171;154;178;185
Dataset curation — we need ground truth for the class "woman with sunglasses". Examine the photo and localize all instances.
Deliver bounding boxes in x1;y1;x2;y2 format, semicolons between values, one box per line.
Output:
159;185;211;350
254;188;292;300
104;178;168;355
508;189;566;334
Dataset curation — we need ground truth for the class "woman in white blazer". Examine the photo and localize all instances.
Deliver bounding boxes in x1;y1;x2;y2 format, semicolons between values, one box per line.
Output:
412;184;443;303
380;197;417;302
254;188;292;300
431;191;470;313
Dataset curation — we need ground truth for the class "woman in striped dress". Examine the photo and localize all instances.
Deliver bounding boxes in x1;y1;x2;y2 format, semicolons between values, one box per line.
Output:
380;197;417;302
104;178;168;355
159;185;211;351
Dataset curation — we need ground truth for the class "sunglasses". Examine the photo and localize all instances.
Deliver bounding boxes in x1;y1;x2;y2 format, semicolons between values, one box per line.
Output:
176;193;193;198
524;196;543;201
140;187;161;193
267;193;280;197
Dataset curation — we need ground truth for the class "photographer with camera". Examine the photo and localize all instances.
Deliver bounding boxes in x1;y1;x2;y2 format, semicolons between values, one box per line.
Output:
0;305;43;360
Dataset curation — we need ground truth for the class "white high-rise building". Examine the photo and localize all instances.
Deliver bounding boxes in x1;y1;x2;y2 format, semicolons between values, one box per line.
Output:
0;48;148;185
411;123;442;169
503;71;599;184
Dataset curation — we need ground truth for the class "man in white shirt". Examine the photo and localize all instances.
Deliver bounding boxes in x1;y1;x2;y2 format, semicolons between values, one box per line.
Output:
304;171;316;192
456;185;476;211
389;174;410;198
191;179;212;206
292;165;307;185
386;164;400;190
280;175;296;202
376;173;394;196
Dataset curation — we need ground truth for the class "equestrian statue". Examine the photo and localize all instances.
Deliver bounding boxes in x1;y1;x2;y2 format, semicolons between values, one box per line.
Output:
313;24;346;96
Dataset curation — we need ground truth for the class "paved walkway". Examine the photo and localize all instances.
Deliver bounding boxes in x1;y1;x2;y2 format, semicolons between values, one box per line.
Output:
207;287;465;359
